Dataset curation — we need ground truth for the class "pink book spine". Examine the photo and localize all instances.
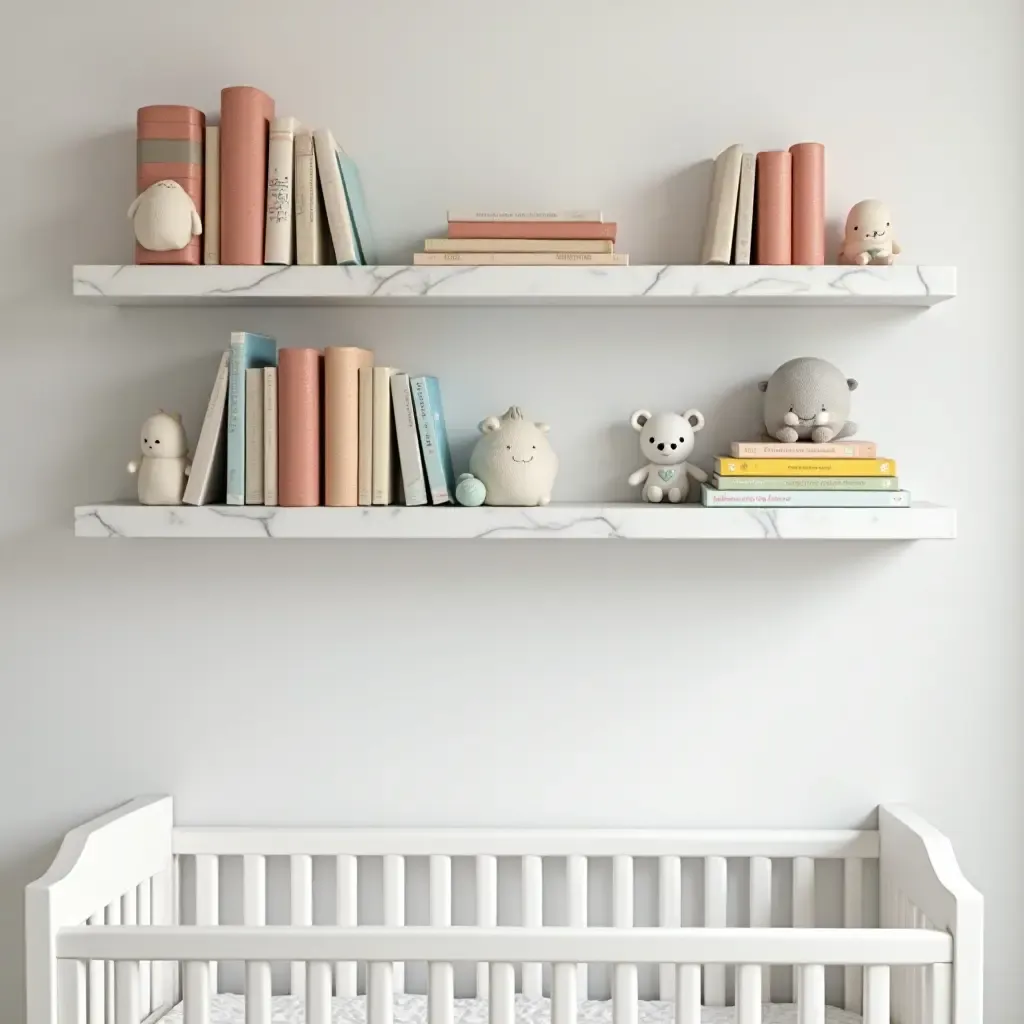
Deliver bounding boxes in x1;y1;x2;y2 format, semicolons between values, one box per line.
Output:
790;142;825;265
731;440;878;458
278;348;322;507
447;221;616;241
755;151;792;265
219;86;274;265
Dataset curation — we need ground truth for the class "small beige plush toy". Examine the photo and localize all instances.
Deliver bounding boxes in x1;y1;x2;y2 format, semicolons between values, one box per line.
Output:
839;199;901;265
127;411;191;505
128;180;202;251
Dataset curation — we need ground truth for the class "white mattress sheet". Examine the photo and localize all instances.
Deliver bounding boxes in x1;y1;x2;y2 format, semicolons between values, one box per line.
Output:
158;993;865;1024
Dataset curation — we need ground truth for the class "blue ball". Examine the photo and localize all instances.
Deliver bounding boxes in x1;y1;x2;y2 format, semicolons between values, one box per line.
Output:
455;475;487;507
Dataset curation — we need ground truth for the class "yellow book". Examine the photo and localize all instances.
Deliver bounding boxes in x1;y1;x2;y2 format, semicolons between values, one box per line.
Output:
714;456;896;477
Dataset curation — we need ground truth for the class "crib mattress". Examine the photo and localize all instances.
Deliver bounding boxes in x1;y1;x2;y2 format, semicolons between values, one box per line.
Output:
158;993;865;1024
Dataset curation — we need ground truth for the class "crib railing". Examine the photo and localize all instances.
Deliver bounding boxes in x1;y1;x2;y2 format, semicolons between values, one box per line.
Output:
56;924;952;1024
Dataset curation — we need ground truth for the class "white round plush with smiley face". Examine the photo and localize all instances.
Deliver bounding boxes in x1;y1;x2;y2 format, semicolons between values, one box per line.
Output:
128;180;203;252
628;409;708;503
126;411;191;505
468;406;558;506
839;199;901;266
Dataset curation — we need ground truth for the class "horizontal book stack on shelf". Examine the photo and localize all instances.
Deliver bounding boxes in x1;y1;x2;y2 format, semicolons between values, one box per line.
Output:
182;332;456;509
414;210;626;266
701;440;907;508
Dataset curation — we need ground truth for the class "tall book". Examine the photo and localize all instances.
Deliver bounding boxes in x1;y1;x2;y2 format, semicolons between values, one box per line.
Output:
701;484;910;508
324;346;373;506
244;368;265;504
790;142;825;265
447;210;603;222
390;373;427;507
264;116;298;265
263;367;278;506
447;220;616;241
730;440;878;458
732;152;756;266
372;367;397;505
313;129;360;265
294;128;326;265
278;348;322;506
357;366;373;506
700;143;743;265
220;86;274;265
410;376;456;504
135;105;205;265
226;332;277;505
714;456;896;477
203;125;220;265
755;151;792;265
182;351;230;505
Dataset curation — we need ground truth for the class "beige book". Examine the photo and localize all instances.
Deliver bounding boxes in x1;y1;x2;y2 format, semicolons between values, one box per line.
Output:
294;128;325;265
357;366;373;506
424;237;613;254
413;252;628;266
263;367;278;506
244;368;264;504
700;143;744;265
732;152;756;265
324;346;373;506
372;367;396;505
264;116;298;265
203;126;220;265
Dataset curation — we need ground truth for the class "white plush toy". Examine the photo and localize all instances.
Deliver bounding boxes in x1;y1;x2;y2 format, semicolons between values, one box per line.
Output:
127;411;191;505
128;180;202;251
838;199;901;266
628;409;707;503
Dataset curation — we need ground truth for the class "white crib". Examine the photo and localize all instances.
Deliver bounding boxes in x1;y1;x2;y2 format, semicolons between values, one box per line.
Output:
26;797;982;1024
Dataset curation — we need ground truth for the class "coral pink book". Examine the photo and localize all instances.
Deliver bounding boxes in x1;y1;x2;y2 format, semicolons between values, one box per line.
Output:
790;142;825;265
730;440;878;458
219;86;274;265
324;346;374;507
755;151;792;265
278;348;322;507
447;221;616;241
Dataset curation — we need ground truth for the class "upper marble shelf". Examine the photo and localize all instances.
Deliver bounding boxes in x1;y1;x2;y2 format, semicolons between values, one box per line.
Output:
72;264;956;307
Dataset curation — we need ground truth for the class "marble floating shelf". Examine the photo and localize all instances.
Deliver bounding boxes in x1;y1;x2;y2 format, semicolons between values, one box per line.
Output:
72;264;956;306
75;502;956;541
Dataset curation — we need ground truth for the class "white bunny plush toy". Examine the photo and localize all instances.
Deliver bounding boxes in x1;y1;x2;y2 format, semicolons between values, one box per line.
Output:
128;180;202;251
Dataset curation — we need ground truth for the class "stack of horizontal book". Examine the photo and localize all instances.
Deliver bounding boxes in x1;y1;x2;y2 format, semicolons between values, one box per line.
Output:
701;441;908;508
414;210;626;266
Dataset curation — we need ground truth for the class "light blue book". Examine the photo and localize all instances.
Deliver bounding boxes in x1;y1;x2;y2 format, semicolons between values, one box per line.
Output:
410;376;456;504
226;332;277;505
335;147;377;265
701;483;911;508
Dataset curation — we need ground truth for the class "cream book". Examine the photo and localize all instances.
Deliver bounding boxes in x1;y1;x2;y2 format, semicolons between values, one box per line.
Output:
357;366;373;506
294;128;325;265
732;152;756;265
203;126;220;265
183;351;230;505
265;116;298;265
372;367;396;505
447;209;603;222
263;367;278;506
413;252;628;266
244;368;265;503
313;128;359;264
424;237;613;254
700;143;743;265
390;372;427;507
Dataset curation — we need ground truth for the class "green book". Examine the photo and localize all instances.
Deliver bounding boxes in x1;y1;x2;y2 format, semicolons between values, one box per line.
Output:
711;474;899;491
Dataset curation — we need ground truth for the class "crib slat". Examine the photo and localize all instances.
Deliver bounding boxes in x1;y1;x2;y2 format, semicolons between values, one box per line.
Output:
658;855;681;1000
308;961;332;1024
384;854;406;994
567;854;588;999
429;962;455;1024
675;965;701;1024
137;879;152;1016
195;854;219;995
335;854;358;997
612;855;633;1004
703;855;727;1006
863;965;890;1024
87;913;104;1024
289;854;313;999
245;961;271;1024
243;855;266;925
798;963;825;1024
430;855;452;926
736;964;762;1024
927;963;952;1024
183;961;210;1024
792;856;815;997
150;867;175;1009
115;962;140;1024
552;962;578;1024
59;958;86;1024
843;857;863;1013
119;890;138;1024
613;963;638;1024
476;854;498;997
749;856;772;1002
522;854;543;999
490;963;515;1024
104;899;120;1024
369;962;395;1024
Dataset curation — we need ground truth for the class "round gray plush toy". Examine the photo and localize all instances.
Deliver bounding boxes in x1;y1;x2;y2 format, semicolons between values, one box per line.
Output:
759;357;858;444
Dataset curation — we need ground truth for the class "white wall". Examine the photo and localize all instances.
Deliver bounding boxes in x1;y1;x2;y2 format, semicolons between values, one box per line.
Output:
2;0;1021;1019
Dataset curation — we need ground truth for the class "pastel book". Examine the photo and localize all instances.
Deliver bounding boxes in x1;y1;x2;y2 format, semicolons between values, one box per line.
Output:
730;440;878;458
182;351;230;505
313;129;375;265
701;484;911;508
324;346;373;506
390;372;427;506
712;474;899;491
713;456;896;477
226;332;277;505
277;348;322;507
410;375;456;504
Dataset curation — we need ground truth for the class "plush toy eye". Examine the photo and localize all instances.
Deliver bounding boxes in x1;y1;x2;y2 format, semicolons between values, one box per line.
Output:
886;221;890;227
143;438;148;443
789;406;794;413
155;439;161;444
853;225;858;231
506;445;510;450
679;437;684;443
532;445;536;449
821;405;826;411
649;437;654;443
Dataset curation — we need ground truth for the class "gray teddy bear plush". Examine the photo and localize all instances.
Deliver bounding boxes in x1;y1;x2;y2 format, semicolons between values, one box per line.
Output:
759;357;858;444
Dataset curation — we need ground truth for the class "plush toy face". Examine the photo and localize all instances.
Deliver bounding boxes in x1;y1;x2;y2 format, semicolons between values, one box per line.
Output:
844;199;892;251
760;358;857;440
631;409;704;464
469;406;558;503
140;412;187;459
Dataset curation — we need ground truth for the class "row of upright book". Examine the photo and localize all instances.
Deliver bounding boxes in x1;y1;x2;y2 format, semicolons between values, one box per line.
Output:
136;88;373;268
182;334;456;508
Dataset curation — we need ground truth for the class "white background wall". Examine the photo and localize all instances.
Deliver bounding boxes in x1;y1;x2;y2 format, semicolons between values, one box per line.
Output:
2;1;1021;1019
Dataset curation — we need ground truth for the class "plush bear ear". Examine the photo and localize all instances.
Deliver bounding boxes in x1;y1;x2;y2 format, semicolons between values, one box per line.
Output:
682;409;705;432
535;422;550;433
630;410;652;431
847;378;859;391
757;380;769;393
479;416;501;434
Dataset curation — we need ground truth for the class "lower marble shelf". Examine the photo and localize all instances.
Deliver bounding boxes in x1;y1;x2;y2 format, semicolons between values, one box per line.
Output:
75;502;956;540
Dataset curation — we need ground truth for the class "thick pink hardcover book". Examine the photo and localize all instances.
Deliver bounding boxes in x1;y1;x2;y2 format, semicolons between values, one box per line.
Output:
755;151;792;265
790;142;825;265
220;86;274;265
731;440;878;458
278;348;322;507
447;221;616;241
